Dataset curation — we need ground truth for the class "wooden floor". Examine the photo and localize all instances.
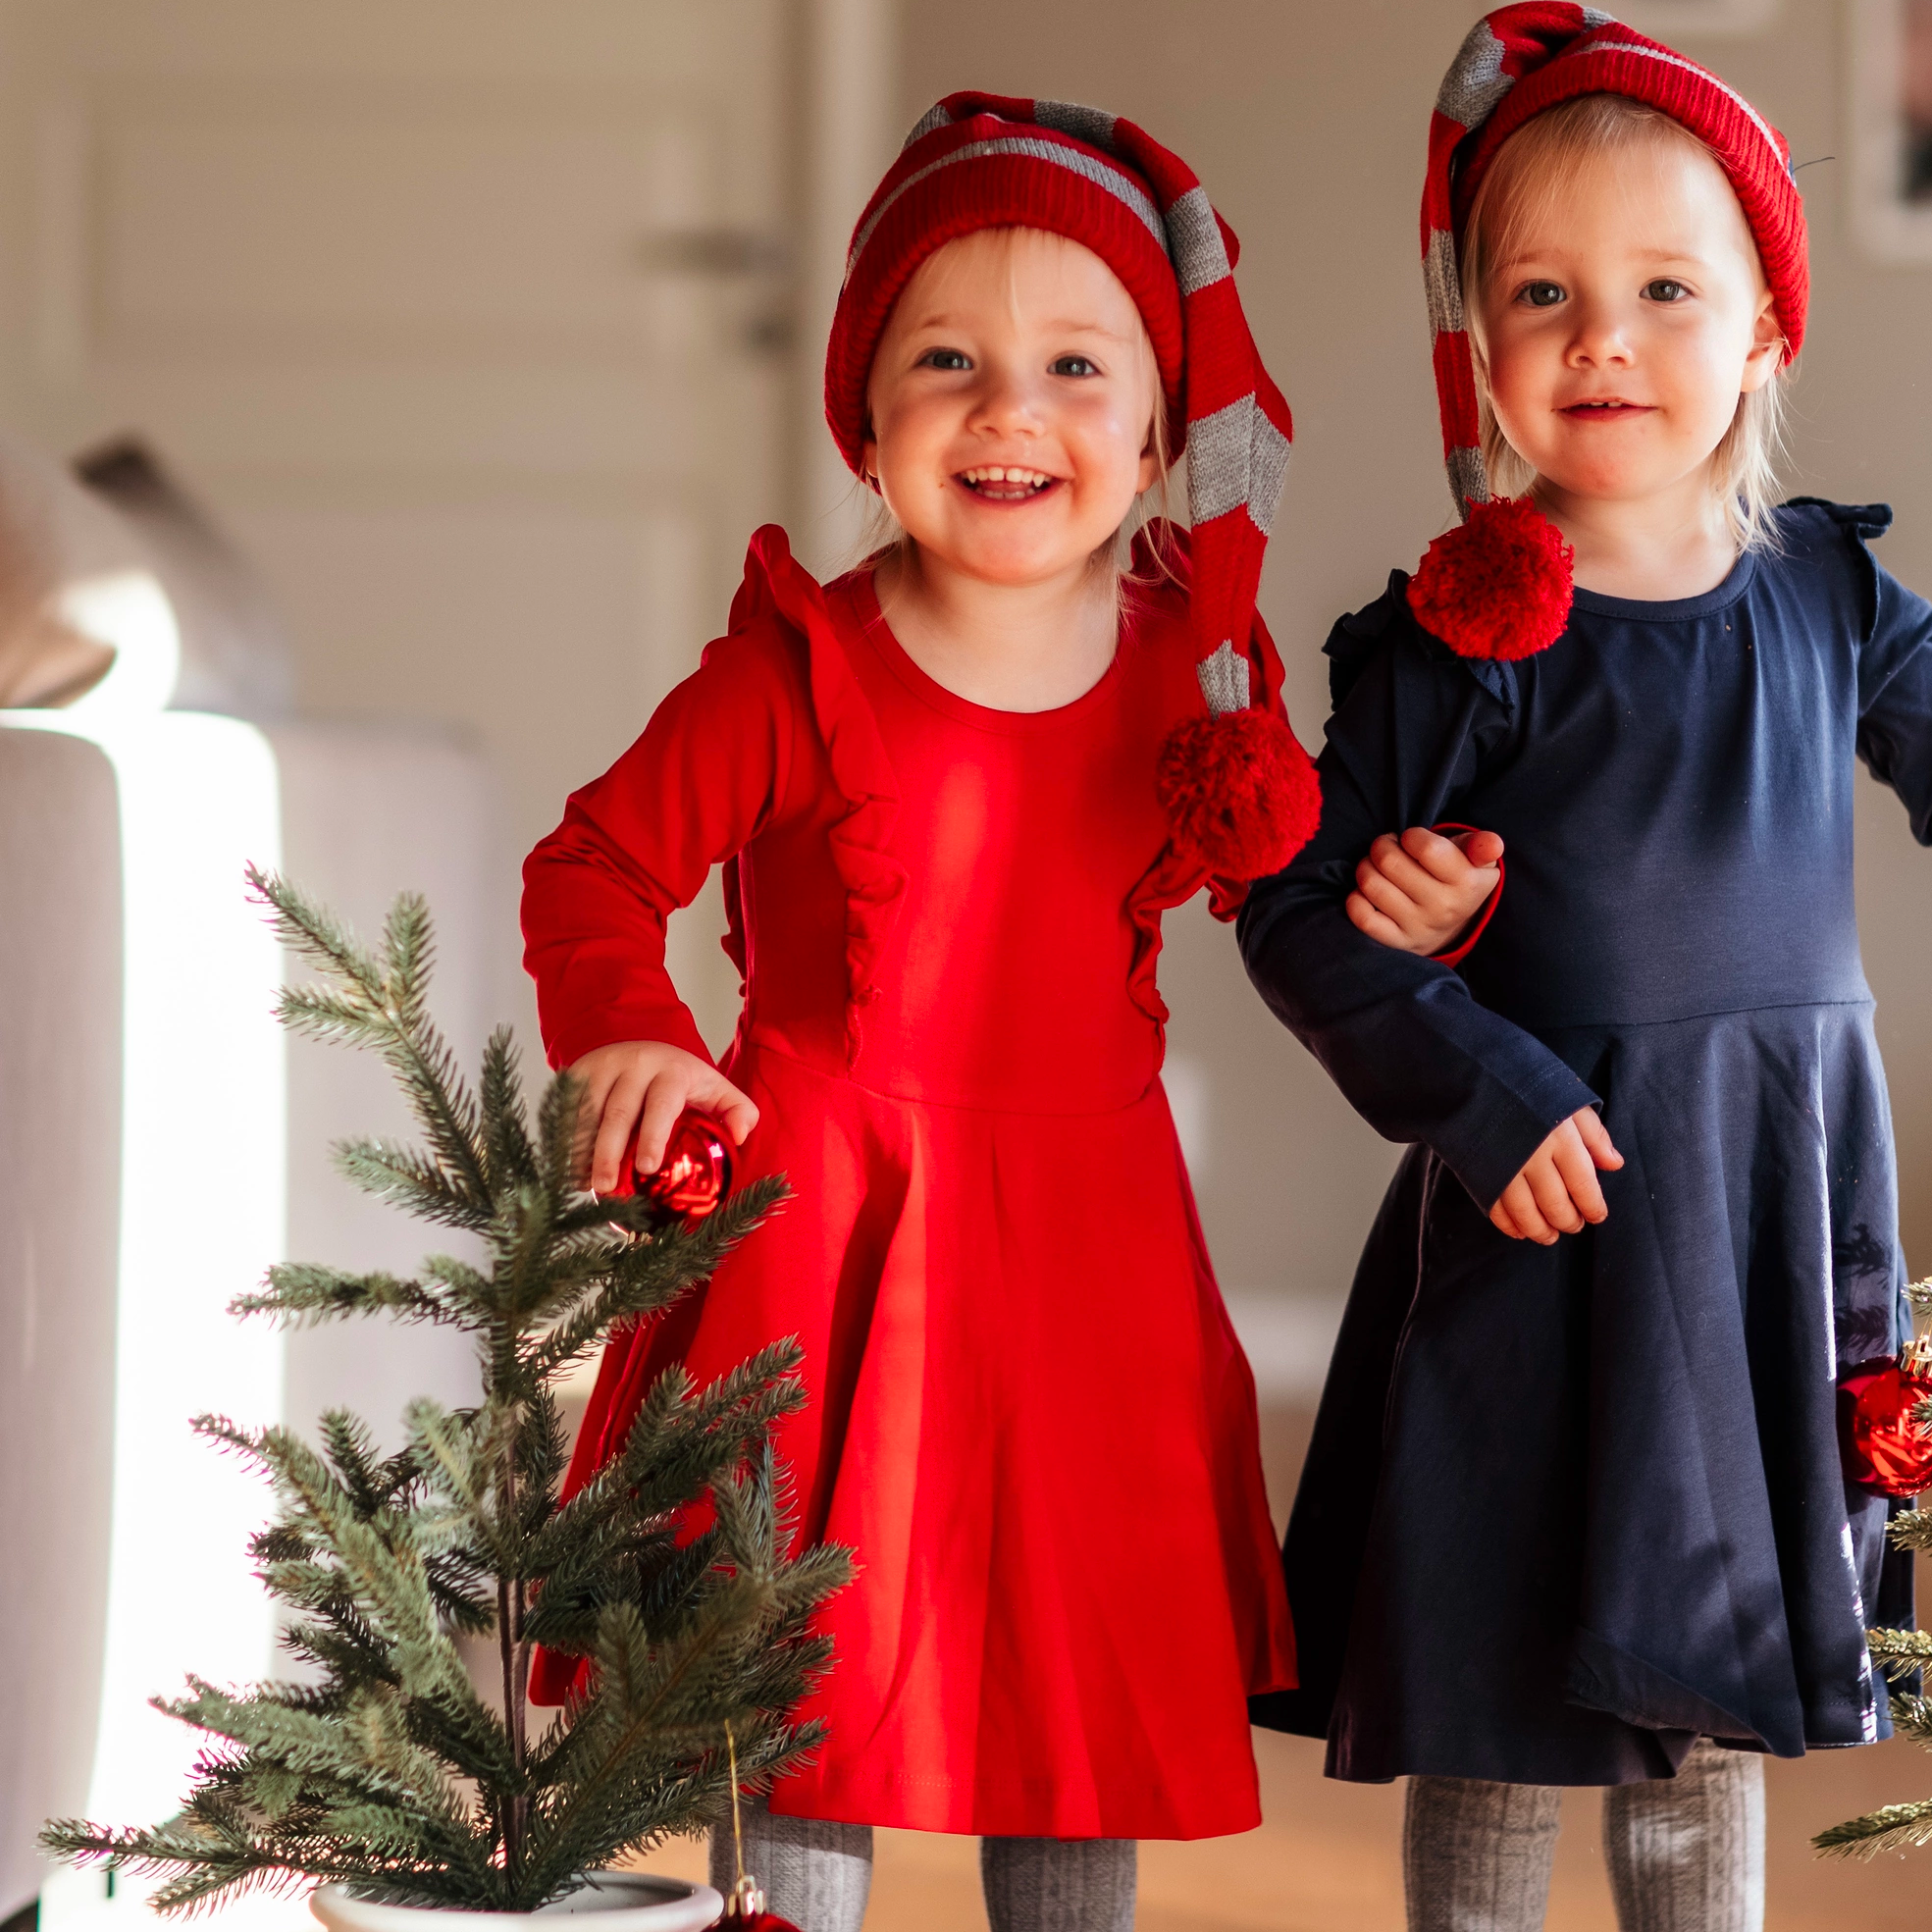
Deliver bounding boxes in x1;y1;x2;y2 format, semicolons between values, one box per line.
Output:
630;1403;1932;1930
638;1723;1932;1930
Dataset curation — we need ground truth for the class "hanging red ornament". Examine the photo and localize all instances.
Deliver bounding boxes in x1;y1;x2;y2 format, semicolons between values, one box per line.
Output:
720;1878;800;1932
716;1724;801;1931
602;1109;734;1225
1840;1340;1932;1498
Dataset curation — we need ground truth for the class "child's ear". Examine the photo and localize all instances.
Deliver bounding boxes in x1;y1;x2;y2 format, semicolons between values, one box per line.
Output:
859;431;883;493
1137;410;1161;495
1740;288;1784;393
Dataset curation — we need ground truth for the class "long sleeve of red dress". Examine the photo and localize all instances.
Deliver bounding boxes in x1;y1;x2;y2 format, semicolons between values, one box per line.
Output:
521;627;807;1070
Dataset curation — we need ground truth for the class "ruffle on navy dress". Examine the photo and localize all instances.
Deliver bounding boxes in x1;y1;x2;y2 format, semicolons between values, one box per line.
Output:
1241;501;1932;1785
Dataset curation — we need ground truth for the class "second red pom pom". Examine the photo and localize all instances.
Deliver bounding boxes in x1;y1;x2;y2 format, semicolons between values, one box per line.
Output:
1406;496;1575;663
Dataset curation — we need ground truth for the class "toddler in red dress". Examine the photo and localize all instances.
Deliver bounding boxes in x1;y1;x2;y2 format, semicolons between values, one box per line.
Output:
521;95;1499;1932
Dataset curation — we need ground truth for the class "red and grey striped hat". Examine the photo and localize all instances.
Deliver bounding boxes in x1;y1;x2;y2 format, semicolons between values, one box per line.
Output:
826;92;1319;879
1408;4;1809;661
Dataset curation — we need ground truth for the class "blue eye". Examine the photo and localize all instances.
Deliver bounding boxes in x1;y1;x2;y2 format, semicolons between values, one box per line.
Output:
1518;281;1564;308
918;347;971;371
1050;354;1100;377
1644;279;1687;303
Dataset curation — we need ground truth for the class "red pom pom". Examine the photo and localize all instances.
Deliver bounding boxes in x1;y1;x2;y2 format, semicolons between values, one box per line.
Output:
1157;707;1322;878
1406;496;1574;661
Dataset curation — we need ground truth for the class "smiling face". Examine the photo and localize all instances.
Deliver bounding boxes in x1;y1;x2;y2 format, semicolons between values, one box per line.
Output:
1470;119;1784;514
862;227;1163;588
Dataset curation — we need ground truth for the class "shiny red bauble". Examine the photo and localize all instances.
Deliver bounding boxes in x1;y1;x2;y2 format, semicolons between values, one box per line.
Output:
1840;1346;1932;1499
719;1872;798;1931
722;1906;798;1932
603;1109;733;1225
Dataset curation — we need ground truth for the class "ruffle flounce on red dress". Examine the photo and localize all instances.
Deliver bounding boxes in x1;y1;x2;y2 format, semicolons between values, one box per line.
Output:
723;529;909;1068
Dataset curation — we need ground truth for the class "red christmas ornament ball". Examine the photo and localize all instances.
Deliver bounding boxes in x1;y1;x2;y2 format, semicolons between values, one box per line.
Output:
1156;706;1322;879
1406;496;1575;663
721;1874;800;1931
1840;1351;1932;1498
605;1109;734;1224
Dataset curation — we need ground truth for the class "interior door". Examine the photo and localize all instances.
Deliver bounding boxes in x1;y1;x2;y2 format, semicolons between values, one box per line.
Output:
0;0;794;1046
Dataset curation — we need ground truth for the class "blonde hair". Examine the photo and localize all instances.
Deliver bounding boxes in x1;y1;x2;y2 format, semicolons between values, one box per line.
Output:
849;226;1179;597
1460;92;1791;555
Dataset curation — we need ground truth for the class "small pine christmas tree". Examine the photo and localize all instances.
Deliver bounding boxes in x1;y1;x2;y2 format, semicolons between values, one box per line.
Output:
1817;1278;1932;1859
42;868;850;1912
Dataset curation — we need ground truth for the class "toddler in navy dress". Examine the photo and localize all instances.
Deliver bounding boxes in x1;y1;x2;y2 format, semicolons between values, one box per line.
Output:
1240;11;1932;1930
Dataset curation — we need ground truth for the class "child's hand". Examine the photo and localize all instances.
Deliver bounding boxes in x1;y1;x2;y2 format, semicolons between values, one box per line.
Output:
568;1041;759;1193
1490;1107;1624;1245
1346;826;1504;956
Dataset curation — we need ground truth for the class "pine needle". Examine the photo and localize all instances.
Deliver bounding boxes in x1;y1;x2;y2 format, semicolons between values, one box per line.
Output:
1815;1800;1932;1858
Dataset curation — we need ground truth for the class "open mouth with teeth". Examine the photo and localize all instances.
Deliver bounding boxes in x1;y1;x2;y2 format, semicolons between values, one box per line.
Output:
957;464;1061;501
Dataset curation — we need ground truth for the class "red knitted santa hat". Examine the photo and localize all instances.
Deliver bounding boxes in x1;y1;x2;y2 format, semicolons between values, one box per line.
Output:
1410;4;1809;661
826;92;1318;879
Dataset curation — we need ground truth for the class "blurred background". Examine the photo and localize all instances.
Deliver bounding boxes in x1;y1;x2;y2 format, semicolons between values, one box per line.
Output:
2;1;1931;1928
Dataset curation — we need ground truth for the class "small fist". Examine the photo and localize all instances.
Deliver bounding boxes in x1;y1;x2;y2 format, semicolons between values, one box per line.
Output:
567;1040;758;1193
1347;825;1504;957
1489;1107;1624;1245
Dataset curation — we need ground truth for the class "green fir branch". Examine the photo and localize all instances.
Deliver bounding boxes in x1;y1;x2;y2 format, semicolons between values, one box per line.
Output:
1883;1508;1932;1553
247;866;384;994
1816;1798;1932;1858
1888;1693;1932;1750
334;1140;489;1234
235;1265;456;1329
42;876;849;1913
1868;1626;1932;1680
528;1179;791;1382
537;1070;589;1207
478;1028;537;1193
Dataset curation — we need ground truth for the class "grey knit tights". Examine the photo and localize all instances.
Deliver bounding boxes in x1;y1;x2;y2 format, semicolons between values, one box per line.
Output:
1402;1738;1765;1932
710;1800;1136;1932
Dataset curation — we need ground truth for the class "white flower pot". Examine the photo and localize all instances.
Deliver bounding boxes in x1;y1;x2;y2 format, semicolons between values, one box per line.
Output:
311;1873;723;1932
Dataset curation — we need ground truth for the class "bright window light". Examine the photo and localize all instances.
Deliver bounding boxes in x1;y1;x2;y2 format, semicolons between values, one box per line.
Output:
6;709;286;1932
55;573;183;721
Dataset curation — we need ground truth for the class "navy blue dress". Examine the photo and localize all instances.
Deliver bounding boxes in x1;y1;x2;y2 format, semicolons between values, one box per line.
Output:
1240;501;1932;1786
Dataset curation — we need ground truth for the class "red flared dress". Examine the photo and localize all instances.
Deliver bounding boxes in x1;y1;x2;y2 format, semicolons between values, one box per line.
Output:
522;526;1295;1839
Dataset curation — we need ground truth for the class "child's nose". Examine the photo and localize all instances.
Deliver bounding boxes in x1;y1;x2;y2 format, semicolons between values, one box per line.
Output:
967;369;1045;434
1564;298;1635;366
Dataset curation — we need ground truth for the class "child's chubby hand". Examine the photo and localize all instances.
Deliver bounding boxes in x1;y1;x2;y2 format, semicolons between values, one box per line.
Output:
1490;1107;1625;1246
1347;826;1503;957
568;1041;759;1193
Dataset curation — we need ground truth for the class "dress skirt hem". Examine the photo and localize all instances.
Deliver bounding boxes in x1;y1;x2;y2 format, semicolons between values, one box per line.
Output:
537;1040;1294;1840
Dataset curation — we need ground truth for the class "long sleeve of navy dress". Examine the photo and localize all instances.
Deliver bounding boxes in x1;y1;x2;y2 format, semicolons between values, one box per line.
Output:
1240;500;1932;1785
